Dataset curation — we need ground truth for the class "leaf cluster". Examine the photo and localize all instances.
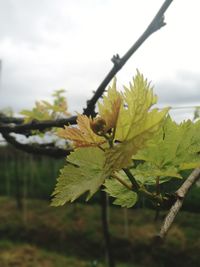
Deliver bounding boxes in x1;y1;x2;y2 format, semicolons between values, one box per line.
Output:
51;71;200;209
52;71;172;207
20;89;70;123
133;117;200;185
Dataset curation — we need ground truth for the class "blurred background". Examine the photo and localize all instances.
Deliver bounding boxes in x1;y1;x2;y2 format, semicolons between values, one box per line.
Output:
0;0;200;266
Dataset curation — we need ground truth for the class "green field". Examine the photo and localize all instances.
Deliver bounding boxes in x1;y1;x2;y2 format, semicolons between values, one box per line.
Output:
0;197;200;267
0;241;100;267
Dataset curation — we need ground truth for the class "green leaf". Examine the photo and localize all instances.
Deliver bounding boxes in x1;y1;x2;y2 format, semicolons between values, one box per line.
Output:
51;147;106;206
104;174;138;208
42;100;54;109
20;102;52;122
133;117;178;164
133;117;200;184
105;71;169;171
20;89;70;123
132;162;181;185
20;110;33;117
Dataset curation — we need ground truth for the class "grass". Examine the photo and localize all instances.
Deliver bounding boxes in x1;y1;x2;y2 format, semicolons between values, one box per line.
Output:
0;197;200;267
0;241;103;267
0;240;139;267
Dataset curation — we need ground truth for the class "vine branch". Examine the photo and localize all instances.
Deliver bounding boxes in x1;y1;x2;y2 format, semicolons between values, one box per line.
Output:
111;173;132;191
123;168;140;191
2;132;71;158
157;168;200;239
83;0;173;116
0;115;77;134
0;113;23;124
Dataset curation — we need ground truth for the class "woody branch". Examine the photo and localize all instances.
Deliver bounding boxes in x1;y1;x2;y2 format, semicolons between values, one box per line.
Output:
157;168;200;239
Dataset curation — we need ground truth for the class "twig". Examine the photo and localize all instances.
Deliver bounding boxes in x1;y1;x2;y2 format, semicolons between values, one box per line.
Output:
2;133;71;158
111;173;132;190
0;116;77;134
123;168;140;191
83;0;173;116
100;190;115;267
0;113;23;124
157;168;200;239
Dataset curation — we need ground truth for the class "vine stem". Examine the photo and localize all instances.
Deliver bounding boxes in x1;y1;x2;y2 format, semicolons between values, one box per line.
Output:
157;168;200;239
123;168;139;191
100;190;115;267
2;132;70;158
156;176;160;196
111;173;132;190
0;116;77;134
122;169;164;204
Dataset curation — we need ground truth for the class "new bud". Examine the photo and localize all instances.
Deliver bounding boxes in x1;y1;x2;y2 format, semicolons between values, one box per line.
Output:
90;117;107;135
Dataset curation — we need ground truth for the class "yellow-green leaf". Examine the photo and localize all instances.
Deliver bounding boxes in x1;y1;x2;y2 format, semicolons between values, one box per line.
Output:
132;162;181;185
98;78;122;132
51;147;106;206
105;71;169;171
134;117;200;183
58;114;105;148
104;173;137;208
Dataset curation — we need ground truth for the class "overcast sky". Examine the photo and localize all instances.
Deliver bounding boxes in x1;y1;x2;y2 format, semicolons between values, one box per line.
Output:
0;0;199;122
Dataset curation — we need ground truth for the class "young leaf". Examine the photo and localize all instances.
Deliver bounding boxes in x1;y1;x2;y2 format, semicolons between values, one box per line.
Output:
132;162;181;185
58;114;105;148
104;174;137;208
105;71;169;171
133;117;200;184
20;89;70;123
51;89;70;116
51;147;106;206
20;102;52;122
98;78;122;132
